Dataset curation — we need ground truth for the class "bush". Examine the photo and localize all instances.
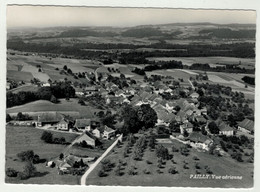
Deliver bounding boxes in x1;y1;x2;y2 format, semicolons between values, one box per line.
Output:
17;150;35;162
41;131;53;143
156;145;170;160
168;166;178;174
128;166;138;175
17;172;29;180
172;146;179;152
6;168;18;177
193;156;199;161
146;160;153;164
195;163;201;169
98;170;107;177
183;164;189;169
143;169;151;174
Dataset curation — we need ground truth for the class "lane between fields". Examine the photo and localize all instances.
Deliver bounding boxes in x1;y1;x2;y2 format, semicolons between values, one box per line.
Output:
80;134;123;185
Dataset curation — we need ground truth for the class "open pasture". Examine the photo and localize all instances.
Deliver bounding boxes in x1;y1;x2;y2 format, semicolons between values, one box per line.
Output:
147;56;255;69
5;125;80;184
6;99;98;119
7;70;34;82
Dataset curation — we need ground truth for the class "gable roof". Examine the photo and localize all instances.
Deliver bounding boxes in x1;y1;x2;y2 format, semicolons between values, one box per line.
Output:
74;119;91;128
238;119;254;131
216;120;234;132
38;112;63;123
188;132;211;143
104;125;115;133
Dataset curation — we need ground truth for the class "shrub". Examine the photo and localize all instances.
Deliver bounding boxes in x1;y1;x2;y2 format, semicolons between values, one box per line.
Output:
195;163;201;169
183;164;189;169
146;160;153;164
17;172;29;180
23;162;37;177
143;169;151;174
98;170;107;177
17;150;35;162
128;166;137;175
41;131;53;143
168;166;178;174
6;168;18;177
193;156;199;161
156;145;170;160
172;146;179;152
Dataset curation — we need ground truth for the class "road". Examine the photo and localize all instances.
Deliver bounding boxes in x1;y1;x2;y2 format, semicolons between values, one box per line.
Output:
188;79;195;90
80;134;122;185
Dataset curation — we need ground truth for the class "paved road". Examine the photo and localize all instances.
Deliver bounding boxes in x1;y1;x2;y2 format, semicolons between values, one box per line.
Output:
80;134;122;185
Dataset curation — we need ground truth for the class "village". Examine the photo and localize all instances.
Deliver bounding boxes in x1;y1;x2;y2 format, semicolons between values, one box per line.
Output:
6;55;255;185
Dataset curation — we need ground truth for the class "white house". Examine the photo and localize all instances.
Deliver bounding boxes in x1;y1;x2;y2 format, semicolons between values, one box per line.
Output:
103;126;116;139
92;128;101;138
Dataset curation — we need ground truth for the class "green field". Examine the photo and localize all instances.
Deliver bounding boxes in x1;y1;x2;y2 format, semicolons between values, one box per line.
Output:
147;56;255;69
5;125;80;184
6;99;98;119
7;71;34;82
8;84;39;94
86;138;253;188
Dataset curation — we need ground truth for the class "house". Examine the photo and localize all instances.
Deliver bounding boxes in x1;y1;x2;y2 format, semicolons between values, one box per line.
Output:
74;119;91;132
216;120;234;136
6;82;11;90
84;86;98;96
103;126;116;139
188;132;213;151
75;87;85;96
36;112;63;127
42;82;51;87
57;118;72;131
238;119;254;134
195;116;207;124
115;90;126;98
180;122;194;134
190;92;199;99
76;131;100;147
92;128;101;138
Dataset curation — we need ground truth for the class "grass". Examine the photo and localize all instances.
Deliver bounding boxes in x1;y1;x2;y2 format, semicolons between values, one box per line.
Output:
7;70;34;82
7;99;97;118
9;84;39;94
86;138;253;188
5;125;80;184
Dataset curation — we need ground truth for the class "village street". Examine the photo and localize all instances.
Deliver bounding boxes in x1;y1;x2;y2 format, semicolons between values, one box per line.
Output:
80;134;123;185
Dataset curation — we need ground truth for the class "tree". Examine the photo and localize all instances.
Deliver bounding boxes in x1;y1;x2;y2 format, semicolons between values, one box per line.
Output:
156;145;170;160
63;65;67;70
17;150;35;162
208;121;219;134
6;114;12;122
169;120;180;133
23;162;37;177
6;168;18;177
78;99;85;105
137;104;158;129
50;95;58;103
59;153;64;160
41;131;53;143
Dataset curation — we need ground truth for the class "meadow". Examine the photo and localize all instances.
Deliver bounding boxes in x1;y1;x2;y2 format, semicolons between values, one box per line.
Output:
86;137;253;188
6;99;100;119
5;125;80;184
147;56;255;69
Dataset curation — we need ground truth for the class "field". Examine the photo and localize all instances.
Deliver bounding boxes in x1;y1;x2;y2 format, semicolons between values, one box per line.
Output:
7;53;100;84
8;84;39;94
5;125;80;184
146;56;255;69
86;137;253;188
6;99;101;119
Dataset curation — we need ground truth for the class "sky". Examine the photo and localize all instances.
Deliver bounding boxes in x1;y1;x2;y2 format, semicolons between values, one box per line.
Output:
7;6;256;28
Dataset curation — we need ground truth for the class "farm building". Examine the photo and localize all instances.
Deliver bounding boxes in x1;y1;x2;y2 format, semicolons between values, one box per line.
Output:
216;121;234;136
187;132;213;151
238;119;254;134
103;126;116;139
76;131;101;147
190;92;199;99
36;112;63;127
92;128;101;138
180;122;194;134
84;86;99;96
74;118;91;132
57;117;73;131
75;87;85;96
